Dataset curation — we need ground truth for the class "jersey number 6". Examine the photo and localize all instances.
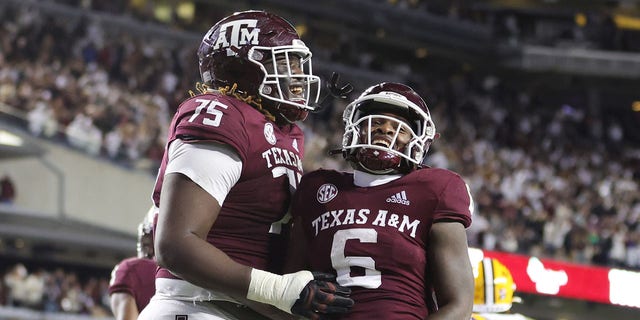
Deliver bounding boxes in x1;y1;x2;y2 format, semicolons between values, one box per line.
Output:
331;228;382;289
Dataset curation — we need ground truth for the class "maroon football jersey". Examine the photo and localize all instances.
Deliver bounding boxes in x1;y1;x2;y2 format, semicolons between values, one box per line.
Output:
291;167;472;319
153;92;304;277
108;257;157;311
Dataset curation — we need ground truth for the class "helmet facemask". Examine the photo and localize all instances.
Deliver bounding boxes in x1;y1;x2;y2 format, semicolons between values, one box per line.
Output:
348;113;415;174
250;39;320;123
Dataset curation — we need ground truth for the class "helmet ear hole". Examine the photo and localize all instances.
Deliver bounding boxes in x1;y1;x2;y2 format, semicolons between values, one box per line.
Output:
412;149;424;164
201;71;213;85
251;50;264;61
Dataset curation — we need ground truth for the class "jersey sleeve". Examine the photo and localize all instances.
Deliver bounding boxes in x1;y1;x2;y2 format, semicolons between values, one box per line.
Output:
433;174;473;228
165;139;242;205
173;95;250;162
108;259;135;296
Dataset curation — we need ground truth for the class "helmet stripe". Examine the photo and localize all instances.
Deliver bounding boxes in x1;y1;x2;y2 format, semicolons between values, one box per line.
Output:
482;258;495;306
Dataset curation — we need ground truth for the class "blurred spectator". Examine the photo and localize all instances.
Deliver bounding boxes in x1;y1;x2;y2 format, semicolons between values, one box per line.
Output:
0;175;16;204
26;101;58;138
65;111;104;156
3;263;28;307
59;272;95;314
43;268;64;313
22;268;46;309
0;275;5;306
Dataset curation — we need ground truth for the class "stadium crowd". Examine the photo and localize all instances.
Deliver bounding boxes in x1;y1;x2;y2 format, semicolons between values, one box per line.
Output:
57;0;640;54
1;263;111;316
1;0;640;315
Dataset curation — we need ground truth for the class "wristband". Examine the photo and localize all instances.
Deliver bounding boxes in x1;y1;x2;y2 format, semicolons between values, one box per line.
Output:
246;268;313;313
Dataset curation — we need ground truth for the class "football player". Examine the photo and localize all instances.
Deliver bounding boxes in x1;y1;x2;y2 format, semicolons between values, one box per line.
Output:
138;10;353;320
471;258;535;320
286;82;475;319
109;208;158;320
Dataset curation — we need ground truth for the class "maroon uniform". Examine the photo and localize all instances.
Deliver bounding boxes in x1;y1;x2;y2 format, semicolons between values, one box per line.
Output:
108;257;157;311
291;167;472;319
153;92;304;278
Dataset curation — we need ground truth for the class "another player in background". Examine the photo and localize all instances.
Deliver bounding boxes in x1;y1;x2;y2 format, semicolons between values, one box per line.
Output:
138;10;353;320
108;208;158;320
286;82;475;319
471;258;535;320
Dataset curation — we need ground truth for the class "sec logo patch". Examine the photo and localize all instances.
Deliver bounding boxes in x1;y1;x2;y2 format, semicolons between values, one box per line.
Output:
264;123;277;145
317;183;338;203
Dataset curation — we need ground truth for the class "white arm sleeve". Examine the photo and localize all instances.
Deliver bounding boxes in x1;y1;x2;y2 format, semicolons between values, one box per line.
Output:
165;139;242;205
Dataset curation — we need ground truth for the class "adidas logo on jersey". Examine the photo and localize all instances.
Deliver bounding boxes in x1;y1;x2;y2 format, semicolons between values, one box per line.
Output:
386;191;410;205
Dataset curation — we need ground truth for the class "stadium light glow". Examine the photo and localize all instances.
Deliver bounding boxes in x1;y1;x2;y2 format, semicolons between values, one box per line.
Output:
0;130;24;147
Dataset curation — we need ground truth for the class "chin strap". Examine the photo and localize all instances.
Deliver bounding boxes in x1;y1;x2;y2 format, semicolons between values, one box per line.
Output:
358;164;396;175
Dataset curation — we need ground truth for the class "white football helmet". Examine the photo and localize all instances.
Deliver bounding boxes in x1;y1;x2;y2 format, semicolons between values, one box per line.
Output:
341;82;436;174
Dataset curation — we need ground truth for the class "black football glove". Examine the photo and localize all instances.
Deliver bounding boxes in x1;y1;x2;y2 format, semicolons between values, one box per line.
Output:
310;72;354;113
291;272;354;320
326;72;354;99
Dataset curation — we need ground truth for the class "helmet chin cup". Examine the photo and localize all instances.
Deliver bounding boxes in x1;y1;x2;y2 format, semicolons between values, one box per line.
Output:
355;148;400;174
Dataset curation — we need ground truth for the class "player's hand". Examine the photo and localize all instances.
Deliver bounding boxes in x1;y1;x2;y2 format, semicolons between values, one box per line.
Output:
310;72;353;113
291;272;354;320
326;72;353;99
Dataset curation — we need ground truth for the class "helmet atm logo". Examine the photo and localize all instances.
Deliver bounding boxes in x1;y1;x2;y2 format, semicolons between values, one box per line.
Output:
209;19;260;52
317;183;338;203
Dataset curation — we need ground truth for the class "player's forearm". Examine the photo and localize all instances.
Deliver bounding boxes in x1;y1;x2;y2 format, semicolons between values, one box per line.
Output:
156;234;325;315
428;223;474;320
238;298;302;320
109;293;139;320
155;231;252;298
156;230;314;309
427;303;473;320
